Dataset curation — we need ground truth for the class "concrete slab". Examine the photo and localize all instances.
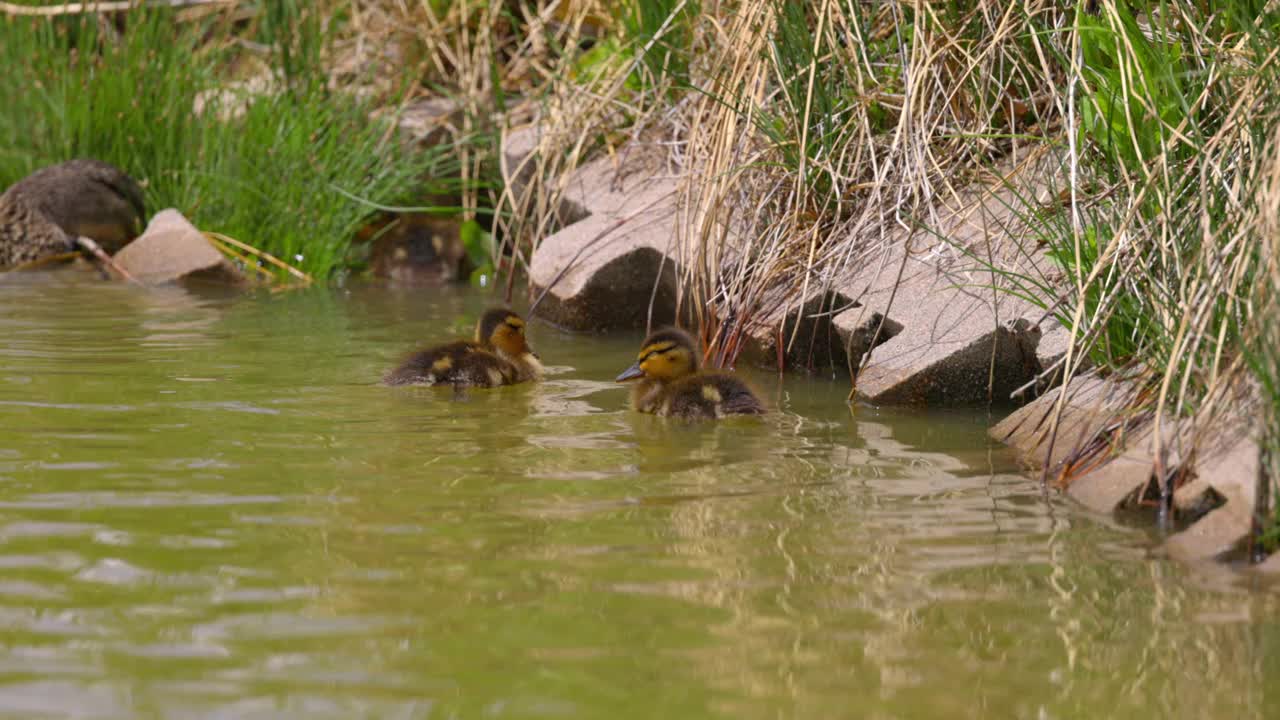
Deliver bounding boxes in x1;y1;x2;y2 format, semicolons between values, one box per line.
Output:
989;375;1134;472
1067;448;1153;513
529;179;681;331
501;123;542;209
828;160;1062;406
737;289;864;370
1165;495;1252;563
397;97;463;149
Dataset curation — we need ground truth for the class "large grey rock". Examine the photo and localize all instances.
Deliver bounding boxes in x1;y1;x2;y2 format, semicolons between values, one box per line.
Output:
834;244;1044;405
193;73;277;123
557;145;671;224
528;144;686;331
112;209;242;285
501;123;543;209
824;167;1064;404
529;179;681;331
732;289;865;371
993;371;1268;566
828;152;1068;405
1164;405;1261;563
1165;484;1253;564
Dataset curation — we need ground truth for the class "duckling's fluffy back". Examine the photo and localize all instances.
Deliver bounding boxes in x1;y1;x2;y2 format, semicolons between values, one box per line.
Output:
647;372;765;420
384;340;523;388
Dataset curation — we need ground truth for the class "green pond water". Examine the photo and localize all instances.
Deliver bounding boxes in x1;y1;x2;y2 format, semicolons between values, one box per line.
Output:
0;273;1277;719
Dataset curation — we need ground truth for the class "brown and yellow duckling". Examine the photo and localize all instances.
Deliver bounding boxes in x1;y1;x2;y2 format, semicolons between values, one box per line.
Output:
616;327;765;420
384;307;543;388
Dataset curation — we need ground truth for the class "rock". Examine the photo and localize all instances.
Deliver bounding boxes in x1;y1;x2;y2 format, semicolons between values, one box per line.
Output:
2;159;145;254
528;146;684;331
193;73;277;123
1165;495;1253;563
817;150;1073;405
112;209;242;285
529;183;681;331
397;97;463;149
993;368;1268;566
835;245;1044;404
1067;447;1155;513
1172;477;1224;521
1035;318;1073;372
737;289;872;371
990;375;1139;474
1165;428;1261;563
557;145;671;225
833;308;904;372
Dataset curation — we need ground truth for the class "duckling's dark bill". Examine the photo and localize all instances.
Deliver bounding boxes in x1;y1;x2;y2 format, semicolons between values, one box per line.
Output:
615;363;644;382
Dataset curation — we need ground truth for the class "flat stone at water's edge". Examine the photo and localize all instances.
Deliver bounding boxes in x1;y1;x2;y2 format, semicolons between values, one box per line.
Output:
112;209;243;286
828;153;1070;405
989;375;1130;482
990;374;1267;566
528;147;684;332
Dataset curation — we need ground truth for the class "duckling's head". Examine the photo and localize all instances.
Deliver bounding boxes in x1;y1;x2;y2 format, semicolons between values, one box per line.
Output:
475;307;536;359
616;327;699;383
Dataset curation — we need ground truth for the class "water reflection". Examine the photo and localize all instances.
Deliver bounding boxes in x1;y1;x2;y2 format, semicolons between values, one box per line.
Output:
0;275;1277;718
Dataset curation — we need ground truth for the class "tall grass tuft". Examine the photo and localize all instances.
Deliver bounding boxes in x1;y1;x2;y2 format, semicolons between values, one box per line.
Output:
0;7;447;279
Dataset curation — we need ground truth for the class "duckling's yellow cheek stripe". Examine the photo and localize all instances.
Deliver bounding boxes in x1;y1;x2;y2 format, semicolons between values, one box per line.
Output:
432;356;453;372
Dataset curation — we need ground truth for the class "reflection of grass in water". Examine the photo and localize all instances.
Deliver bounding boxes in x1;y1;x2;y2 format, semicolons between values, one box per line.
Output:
0;9;450;279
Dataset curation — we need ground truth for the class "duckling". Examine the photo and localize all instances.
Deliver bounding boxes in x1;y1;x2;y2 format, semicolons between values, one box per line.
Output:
384;307;543;388
616;327;765;420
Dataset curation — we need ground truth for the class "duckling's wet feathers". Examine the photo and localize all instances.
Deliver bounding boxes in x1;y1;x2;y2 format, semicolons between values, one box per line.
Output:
617;327;764;420
384;307;542;388
656;373;764;419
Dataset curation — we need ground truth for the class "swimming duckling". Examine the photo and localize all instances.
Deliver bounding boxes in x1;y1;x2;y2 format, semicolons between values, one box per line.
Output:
616;327;765;420
384;307;543;388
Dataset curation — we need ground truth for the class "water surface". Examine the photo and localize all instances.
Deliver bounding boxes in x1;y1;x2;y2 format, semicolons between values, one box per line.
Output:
0;273;1276;719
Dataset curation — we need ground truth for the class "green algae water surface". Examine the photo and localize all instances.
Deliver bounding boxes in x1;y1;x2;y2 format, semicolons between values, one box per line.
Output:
0;273;1276;719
